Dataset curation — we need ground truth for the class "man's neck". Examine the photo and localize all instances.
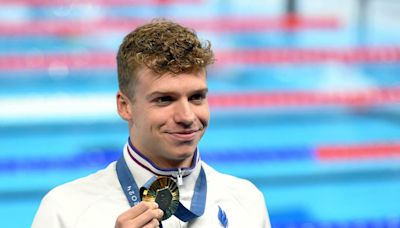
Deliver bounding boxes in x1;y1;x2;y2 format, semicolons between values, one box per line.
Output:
146;154;194;170
126;140;199;173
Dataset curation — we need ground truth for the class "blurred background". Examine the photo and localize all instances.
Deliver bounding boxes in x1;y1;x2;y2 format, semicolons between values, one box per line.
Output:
1;0;400;227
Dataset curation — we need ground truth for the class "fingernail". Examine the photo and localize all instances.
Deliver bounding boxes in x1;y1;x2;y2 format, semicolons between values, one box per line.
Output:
154;202;159;208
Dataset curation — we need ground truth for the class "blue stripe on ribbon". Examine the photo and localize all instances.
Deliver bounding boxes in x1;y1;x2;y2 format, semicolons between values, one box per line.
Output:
116;155;207;223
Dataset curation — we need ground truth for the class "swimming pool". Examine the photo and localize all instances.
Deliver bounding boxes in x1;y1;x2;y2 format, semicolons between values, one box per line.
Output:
1;0;400;227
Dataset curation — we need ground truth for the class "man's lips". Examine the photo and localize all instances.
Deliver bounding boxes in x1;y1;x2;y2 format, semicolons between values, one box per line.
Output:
166;129;201;141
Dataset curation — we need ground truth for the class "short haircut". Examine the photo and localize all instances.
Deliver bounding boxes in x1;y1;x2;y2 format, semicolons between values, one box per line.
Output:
116;19;215;99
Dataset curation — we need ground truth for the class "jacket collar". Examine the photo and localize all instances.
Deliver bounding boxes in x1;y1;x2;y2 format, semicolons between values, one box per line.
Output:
123;139;201;188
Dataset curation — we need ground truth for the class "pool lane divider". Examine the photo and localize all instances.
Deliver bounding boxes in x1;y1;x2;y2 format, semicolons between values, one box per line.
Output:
317;143;400;160
208;88;400;108
0;87;399;122
1;47;399;71
0;142;399;172
1;0;204;7
0;15;339;36
1;87;400;121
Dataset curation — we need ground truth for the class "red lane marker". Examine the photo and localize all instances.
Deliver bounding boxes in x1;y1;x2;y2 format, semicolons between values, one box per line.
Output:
216;47;400;64
208;88;400;108
0;19;147;36
0;53;115;70
2;0;203;7
1;47;399;71
0;16;339;36
181;15;339;32
317;143;400;160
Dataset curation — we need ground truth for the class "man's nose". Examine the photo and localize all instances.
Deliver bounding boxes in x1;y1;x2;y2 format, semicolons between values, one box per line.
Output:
173;100;195;126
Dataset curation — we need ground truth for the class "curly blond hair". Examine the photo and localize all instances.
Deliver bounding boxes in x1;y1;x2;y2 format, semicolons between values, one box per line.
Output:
116;19;215;99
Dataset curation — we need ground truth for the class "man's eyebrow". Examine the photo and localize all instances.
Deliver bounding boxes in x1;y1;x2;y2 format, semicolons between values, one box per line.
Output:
146;91;173;100
146;88;208;100
192;88;209;94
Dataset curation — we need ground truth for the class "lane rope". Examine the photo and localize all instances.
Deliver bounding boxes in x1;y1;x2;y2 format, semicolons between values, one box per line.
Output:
1;142;399;172
0;0;203;6
0;16;339;36
208;88;400;108
1;47;400;70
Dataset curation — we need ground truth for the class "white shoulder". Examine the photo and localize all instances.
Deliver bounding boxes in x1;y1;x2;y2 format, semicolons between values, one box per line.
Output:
201;162;271;228
202;162;265;204
49;162;117;199
32;162;118;228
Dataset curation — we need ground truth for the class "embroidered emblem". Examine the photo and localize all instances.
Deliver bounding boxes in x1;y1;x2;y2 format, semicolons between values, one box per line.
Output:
218;206;228;228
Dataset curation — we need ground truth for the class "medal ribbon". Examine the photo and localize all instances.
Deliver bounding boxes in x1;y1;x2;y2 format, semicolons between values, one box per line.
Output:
116;155;207;222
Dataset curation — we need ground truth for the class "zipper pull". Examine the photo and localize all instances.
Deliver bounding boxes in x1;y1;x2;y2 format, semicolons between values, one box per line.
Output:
177;168;183;186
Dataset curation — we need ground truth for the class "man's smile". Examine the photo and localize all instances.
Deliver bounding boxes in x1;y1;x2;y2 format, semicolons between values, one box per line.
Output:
166;129;202;142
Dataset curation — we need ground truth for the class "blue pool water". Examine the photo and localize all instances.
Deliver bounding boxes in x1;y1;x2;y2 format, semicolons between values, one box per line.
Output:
1;1;400;227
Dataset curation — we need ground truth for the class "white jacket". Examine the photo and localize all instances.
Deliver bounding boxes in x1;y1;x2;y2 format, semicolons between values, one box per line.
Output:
32;144;270;228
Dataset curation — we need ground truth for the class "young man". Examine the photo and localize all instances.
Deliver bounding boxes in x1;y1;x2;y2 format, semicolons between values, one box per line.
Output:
32;19;271;228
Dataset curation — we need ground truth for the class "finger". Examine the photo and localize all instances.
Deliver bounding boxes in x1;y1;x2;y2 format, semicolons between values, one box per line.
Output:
116;202;158;224
155;209;164;221
130;207;162;227
142;218;160;228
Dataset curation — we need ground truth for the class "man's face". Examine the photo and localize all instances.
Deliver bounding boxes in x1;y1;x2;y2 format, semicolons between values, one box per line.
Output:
120;68;209;168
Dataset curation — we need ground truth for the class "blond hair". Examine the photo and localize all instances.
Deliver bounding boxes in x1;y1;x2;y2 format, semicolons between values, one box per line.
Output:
116;19;215;98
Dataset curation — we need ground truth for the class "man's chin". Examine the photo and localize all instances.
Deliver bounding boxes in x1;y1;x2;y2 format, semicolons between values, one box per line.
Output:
173;150;195;160
166;149;196;166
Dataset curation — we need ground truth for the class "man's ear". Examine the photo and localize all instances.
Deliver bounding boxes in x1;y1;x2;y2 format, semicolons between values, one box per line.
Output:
116;91;133;121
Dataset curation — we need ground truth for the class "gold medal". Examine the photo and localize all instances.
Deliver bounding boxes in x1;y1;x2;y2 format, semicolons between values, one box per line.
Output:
140;176;180;220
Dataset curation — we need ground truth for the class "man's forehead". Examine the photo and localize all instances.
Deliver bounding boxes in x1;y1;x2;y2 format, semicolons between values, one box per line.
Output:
136;67;206;84
130;66;207;98
150;75;207;92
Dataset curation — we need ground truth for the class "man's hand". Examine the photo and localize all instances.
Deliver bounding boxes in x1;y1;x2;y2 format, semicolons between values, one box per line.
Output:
115;202;164;228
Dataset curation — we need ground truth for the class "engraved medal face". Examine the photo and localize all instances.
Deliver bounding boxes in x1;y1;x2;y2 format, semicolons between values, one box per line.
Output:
141;176;180;220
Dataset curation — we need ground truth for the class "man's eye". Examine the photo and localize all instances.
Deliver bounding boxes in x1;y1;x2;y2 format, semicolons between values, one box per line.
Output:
155;96;172;104
190;94;206;102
